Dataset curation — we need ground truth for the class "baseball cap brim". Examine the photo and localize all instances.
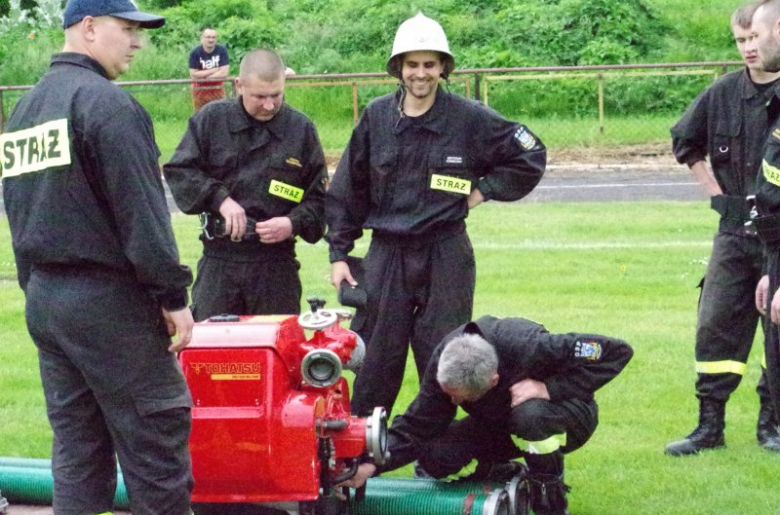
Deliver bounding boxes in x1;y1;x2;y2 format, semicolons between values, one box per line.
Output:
111;10;165;29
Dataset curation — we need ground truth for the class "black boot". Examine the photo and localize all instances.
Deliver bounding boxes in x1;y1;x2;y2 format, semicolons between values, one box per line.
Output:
665;399;725;456
757;398;780;453
528;473;569;515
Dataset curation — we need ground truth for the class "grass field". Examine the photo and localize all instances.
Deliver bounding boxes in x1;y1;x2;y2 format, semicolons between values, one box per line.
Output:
0;199;777;515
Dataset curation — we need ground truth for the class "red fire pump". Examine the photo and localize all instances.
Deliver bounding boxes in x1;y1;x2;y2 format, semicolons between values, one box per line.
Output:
178;298;387;515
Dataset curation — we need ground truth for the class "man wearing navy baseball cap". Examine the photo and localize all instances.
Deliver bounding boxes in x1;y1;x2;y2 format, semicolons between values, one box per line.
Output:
1;0;195;514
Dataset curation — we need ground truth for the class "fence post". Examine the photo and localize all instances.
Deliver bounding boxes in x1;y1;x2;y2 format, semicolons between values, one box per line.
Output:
352;82;359;125
474;73;481;101
0;90;4;133
598;73;605;135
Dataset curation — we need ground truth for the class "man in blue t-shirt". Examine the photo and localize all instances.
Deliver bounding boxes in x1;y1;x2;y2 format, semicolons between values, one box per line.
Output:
188;27;230;110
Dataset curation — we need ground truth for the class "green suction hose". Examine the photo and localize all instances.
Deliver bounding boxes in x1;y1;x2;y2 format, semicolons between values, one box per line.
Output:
0;465;129;509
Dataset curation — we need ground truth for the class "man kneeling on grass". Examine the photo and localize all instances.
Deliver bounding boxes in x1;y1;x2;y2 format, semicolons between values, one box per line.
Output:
338;315;633;515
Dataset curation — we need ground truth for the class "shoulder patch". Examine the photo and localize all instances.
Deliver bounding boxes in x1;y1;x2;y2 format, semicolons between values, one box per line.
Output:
773;128;780;142
574;340;602;361
514;127;537;150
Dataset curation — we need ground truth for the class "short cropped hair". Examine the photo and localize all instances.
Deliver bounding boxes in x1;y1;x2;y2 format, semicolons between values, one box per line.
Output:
239;49;285;82
436;333;499;394
732;2;760;29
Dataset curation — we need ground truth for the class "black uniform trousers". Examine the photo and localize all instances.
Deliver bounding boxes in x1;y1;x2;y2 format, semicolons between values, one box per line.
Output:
349;230;475;417
766;252;780;418
191;254;302;321
25;267;193;515
417;398;598;478
695;232;771;403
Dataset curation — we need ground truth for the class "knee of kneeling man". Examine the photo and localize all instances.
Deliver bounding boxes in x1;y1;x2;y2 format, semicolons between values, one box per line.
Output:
510;398;554;438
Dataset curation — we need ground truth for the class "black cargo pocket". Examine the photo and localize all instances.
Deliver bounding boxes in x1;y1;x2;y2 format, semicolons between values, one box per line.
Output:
368;148;398;207
135;393;192;439
710;135;732;166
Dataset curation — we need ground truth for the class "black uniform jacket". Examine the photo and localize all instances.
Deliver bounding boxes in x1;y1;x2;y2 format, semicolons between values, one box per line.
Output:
671;68;776;234
0;53;192;310
755;86;780;249
325;88;547;263
163;98;327;261
380;315;633;472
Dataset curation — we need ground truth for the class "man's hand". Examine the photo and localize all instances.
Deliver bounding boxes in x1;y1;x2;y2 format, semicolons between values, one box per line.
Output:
510;379;550;407
255;217;293;243
757;274;770;316
467;188;485;209
771;286;780;325
218;197;246;241
331;260;357;289
336;463;376;490
162;307;195;353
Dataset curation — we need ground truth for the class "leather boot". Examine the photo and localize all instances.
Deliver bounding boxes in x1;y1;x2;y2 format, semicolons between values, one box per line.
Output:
665;399;725;456
757;398;780;453
528;473;569;515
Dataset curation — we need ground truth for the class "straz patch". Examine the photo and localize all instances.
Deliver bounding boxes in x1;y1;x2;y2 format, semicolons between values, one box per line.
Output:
430;174;471;195
514;127;537;150
574;340;602;361
763;159;780;188
285;157;302;168
1;118;71;178
269;179;304;203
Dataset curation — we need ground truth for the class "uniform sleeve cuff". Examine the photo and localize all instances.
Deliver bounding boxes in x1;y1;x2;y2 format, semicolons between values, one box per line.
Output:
208;187;231;213
160;291;189;312
329;250;348;263
477;178;494;201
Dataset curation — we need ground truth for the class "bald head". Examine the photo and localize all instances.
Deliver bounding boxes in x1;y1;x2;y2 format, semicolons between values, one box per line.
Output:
753;0;780;72
239;49;286;82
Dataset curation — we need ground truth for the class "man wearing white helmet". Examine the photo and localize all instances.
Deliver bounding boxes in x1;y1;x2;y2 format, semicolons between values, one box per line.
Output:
326;12;546;425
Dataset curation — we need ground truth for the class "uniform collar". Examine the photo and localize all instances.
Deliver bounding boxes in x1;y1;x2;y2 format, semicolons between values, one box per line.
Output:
393;86;448;135
51;52;111;80
740;66;780;101
227;97;290;138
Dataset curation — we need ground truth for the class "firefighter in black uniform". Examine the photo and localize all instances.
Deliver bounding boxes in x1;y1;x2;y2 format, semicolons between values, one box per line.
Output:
0;1;195;514
325;13;547;418
665;3;780;456
164;49;327;321
337;316;633;515
749;0;780;439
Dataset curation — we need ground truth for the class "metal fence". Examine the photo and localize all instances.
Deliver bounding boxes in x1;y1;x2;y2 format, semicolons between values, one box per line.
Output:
0;61;740;164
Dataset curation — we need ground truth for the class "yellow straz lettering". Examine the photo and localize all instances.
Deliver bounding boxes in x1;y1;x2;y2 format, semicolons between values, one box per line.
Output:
269;179;304;203
430;174;471;195
0;119;71;178
763;159;780;187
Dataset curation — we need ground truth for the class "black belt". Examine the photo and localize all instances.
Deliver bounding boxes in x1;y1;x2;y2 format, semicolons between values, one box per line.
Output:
372;221;466;248
199;212;258;241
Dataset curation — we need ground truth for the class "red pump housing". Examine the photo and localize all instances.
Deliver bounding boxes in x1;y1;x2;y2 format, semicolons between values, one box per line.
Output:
178;304;386;512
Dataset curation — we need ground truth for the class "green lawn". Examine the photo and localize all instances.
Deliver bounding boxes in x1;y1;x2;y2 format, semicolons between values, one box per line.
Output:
0;200;777;515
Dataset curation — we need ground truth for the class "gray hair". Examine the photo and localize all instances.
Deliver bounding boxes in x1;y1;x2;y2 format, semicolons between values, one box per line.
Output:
436;333;498;393
239;48;285;82
732;2;760;28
